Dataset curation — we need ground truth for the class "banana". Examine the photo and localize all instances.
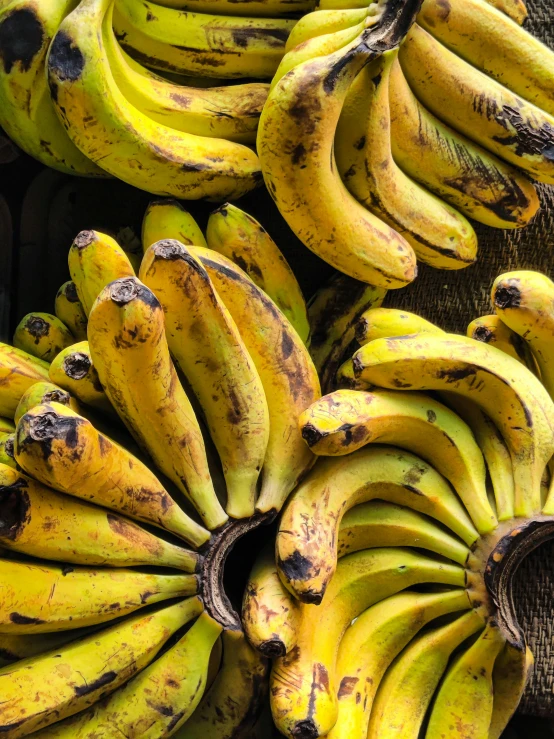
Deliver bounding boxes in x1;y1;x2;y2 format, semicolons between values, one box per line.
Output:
490;643;534;739
68;229;135;317
142;199;207;252
48;341;114;416
329;589;471;739
355;306;443;345
35;610;221;738
140;241;269;519
307;273;386;393
0;434;16;469
0;464;198;570
0;343;51;418
336;50;478;271
270;547;465;738
175;628;269;738
13;312;74;364
285;7;374;50
113;0;295;79
299;388;496;534
388;58;539;230
140;0;313;17
488;0;527;23
418;0;554;116
467;314;536;369
0;556;197;634
426;622;506;738
367;610;485;739
0;419;14;435
0;627;99;667
206;203;310;343
14;382;78;425
0;597;203;738
352;332;554;517
277;446;477;603
14;402;210;548
257;19;419;289
0;0;104;175
399;24;554;184
88;277;227;530
55;281;88;341
47;0;262;200
242;541;300;657
196;248;320;515
104;22;268;144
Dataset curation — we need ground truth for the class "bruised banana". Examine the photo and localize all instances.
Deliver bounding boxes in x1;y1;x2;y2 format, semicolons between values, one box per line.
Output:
49;341;114;416
0;343;50;418
399;24;554;184
88;277;227;530
0;556;197;634
329;589;471;739
14;402;210;548
196;248;320;515
467;314;536;369
277;446;477;603
0;597;203;738
140;241;270;519
55;281;88;341
14;381;76;425
352;332;554;517
13;313;74;363
142;198;207;252
48;0;262;200
336;50;478;271
490;642;534;739
388;58;539;230
270;547;465;739
0;464;198;571
206;203;310;343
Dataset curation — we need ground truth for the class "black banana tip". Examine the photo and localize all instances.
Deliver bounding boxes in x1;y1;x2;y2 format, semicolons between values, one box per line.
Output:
301;423;324;448
259;639;287;659
292;720;319;739
493;282;522;310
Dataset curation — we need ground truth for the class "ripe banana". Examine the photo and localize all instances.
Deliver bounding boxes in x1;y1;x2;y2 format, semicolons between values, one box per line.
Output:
206;203;310;343
276;446;477;603
140;241;270;519
308;273;386;393
88;277;227;530
0;627;97;667
490;643;534;739
49;341;114;416
467;314;536;369
0;434;16;468
47;0;262;200
367;610;485;738
14;381;76;424
13;312;74;363
55;281;88;341
142;0;313;17
355;306;443;345
0;343;50;418
0;597;203;737
142;199;207;252
14;402;210;548
329;589;471;739
352;332;554;517
399;24;554;184
299;388;496;534
285;7;377;50
336;50;478;271
388;57;539;229
196;248;320;515
270;547;465;738
488;0;527;23
0;556;197;634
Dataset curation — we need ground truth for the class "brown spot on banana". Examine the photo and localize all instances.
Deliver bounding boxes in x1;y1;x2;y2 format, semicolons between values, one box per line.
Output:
0;7;44;74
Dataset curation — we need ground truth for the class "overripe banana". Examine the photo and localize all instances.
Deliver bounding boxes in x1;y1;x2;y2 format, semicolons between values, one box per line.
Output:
13;313;74;363
55;281;88;341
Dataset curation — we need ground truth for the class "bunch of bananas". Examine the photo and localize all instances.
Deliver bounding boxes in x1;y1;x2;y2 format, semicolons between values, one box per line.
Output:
258;0;554;287
240;272;554;738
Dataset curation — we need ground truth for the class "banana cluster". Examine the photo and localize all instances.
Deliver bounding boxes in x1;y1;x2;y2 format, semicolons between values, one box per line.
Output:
0;199;321;737
242;284;554;738
258;0;554;287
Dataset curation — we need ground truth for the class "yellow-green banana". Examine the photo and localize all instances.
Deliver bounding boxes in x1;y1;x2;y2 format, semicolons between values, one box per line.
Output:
284;6;375;50
0;343;50;418
55;281;88;341
0;433;16;468
142;198;207;252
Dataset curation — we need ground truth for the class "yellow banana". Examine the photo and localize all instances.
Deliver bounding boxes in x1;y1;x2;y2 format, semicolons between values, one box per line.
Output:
139;0;313;17
0;0;104;175
270;547;465;738
467;314;536;369
329;589;471;739
47;0;262;200
0;434;16;468
140;241;270;519
399;24;554;184
0;419;14;435
426;622;506;738
299;388;496;534
242;541;300;657
0;343;50;418
0;556;197;634
14;381;78;425
174;628;269;738
88;277;227;530
36;610;221;738
276;446;477;603
13;312;74;364
142;198;207;252
489;643;534;739
418;0;554;116
206;203;310;343
55;280;88;341
389;58;539;229
355;306;443;345
0;464;198;570
487;0;527;23
14;402;210;548
367;611;485;738
352;332;554;517
285;7;374;50
336;50;478;271
0;627;98;667
307;273;386;393
0;597;203;737
196;248;320;515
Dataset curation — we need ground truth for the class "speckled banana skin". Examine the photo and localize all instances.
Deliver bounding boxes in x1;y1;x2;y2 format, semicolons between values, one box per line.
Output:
13;312;74;364
49;341;114;417
467;313;537;369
